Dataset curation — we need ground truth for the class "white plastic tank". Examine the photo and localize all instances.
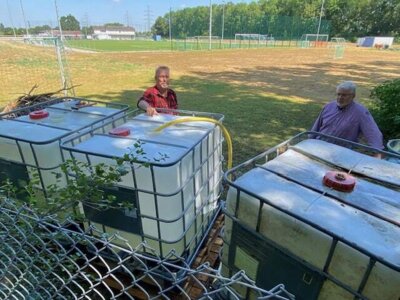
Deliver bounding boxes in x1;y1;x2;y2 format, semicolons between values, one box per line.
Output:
0;119;69;189
223;138;400;300
50;99;125;118
0;98;128;193
17;108;105;130
61;112;224;258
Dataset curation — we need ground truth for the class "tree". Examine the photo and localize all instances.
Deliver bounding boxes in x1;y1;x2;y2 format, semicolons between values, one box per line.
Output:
152;16;168;37
104;22;124;27
0;23;4;34
60;14;80;31
30;25;51;35
81;26;94;36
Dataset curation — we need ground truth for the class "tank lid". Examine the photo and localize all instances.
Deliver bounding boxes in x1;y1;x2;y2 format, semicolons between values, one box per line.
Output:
323;171;356;192
109;127;131;137
29;110;49;120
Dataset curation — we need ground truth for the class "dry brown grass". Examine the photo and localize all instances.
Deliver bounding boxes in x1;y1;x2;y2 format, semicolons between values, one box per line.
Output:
1;41;399;163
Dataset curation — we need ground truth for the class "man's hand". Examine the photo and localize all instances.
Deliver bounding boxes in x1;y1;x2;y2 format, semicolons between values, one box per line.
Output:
146;106;158;116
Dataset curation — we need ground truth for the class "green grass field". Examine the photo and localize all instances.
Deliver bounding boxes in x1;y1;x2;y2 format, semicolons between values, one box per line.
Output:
66;40;171;51
65;39;293;52
66;39;175;51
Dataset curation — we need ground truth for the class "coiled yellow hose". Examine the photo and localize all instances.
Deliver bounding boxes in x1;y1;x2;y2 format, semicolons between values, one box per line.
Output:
153;117;233;170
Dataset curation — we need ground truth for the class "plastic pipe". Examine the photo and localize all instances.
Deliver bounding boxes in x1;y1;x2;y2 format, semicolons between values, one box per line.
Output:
153;117;233;170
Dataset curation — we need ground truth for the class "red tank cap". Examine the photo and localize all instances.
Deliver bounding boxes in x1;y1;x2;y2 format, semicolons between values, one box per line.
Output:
323;171;356;193
29;110;49;120
109;127;131;136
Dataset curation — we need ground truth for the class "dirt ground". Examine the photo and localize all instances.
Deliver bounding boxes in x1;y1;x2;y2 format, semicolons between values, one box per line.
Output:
86;45;400;104
1;42;400;107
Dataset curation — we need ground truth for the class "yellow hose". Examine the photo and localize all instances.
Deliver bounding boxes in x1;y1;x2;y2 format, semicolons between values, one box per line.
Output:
153;117;233;170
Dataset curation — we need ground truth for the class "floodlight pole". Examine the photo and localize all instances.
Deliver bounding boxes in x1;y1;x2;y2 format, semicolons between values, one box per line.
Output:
169;7;172;44
221;1;225;41
209;0;212;50
316;0;325;42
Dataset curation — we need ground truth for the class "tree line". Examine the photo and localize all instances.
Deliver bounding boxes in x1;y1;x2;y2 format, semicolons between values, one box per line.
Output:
0;14;127;36
1;1;399;40
152;0;400;40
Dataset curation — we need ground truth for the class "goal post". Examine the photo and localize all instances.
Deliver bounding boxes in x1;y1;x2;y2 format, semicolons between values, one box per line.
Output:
234;33;274;42
300;34;329;47
185;36;220;50
329;37;346;59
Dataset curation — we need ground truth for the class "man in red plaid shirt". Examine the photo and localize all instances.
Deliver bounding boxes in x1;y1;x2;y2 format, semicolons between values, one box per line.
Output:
137;66;178;116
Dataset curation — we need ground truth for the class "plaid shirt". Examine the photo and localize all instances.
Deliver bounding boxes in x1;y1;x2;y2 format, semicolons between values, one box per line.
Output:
138;86;178;110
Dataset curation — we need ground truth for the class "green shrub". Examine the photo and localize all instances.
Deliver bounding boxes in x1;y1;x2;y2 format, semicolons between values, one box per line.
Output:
370;78;400;139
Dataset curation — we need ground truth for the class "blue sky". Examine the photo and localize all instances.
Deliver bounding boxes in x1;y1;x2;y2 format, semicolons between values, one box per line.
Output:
1;0;252;31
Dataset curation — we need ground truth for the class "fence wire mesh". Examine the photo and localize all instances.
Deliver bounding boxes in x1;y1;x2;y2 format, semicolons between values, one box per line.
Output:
0;197;294;300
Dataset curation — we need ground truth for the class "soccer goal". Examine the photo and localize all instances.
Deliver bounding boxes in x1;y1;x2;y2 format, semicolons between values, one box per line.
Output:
234;33;274;48
329;37;346;59
300;34;329;47
234;33;273;42
185;36;220;50
330;37;346;45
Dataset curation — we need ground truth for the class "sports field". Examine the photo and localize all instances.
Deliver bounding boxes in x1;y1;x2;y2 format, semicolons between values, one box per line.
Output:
1;40;400;164
66;39;174;51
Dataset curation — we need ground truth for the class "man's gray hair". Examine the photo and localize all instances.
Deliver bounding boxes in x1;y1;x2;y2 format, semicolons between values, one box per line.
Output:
337;81;356;94
155;65;170;78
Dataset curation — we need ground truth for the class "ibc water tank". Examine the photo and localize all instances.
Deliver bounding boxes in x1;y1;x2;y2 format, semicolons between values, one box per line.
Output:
0;97;128;196
0;119;69;192
61;110;224;259
222;133;400;300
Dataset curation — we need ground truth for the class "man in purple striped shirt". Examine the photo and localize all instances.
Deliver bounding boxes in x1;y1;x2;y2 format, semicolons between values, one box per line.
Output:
311;81;384;151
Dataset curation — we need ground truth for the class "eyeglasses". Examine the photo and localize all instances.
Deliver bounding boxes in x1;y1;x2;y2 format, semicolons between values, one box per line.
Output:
336;93;353;97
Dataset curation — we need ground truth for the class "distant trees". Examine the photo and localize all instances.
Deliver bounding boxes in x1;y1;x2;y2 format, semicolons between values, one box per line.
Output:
81;26;94;36
59;14;80;31
153;0;400;40
1;1;400;39
29;25;51;35
152;17;168;36
104;22;124;27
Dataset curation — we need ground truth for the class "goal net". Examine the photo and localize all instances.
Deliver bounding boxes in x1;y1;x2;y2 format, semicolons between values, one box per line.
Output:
329;38;346;59
184;36;220;50
234;33;274;42
0;37;74;106
300;34;329;47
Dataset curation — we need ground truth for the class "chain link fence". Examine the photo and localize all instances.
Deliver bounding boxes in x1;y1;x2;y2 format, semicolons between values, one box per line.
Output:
0;197;294;299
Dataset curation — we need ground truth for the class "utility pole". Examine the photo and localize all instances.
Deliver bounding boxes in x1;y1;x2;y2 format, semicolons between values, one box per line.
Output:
19;0;30;37
316;0;325;42
83;12;89;37
125;10;131;27
209;0;212;50
144;5;152;33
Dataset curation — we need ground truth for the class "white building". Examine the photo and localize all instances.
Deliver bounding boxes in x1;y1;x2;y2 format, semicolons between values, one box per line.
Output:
92;26;136;40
